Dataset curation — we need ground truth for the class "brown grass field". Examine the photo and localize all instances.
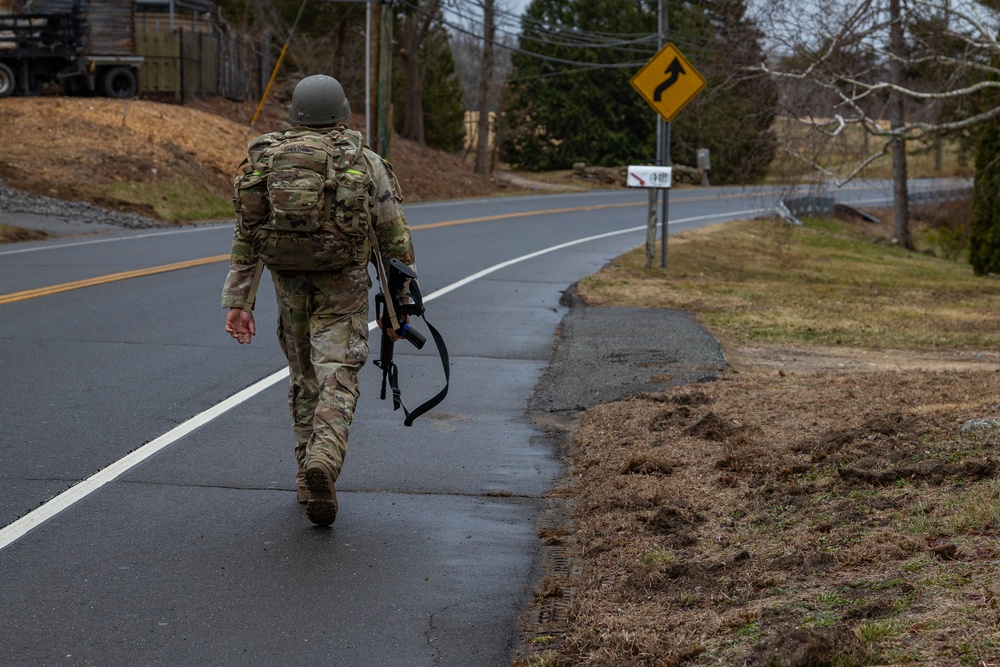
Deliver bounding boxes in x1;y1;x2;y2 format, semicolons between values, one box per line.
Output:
515;208;1000;667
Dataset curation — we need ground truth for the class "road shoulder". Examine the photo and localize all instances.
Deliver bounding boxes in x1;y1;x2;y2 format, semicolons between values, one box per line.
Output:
516;284;730;660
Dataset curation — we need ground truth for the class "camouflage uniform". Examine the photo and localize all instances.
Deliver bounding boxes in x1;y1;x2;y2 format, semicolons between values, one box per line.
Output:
221;125;414;510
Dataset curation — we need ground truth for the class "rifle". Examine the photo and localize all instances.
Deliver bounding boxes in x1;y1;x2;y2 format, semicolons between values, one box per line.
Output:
373;258;449;426
374;258;426;400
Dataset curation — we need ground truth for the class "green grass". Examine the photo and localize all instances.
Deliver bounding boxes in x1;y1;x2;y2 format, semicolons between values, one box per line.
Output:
577;215;1000;351
855;619;906;646
102;177;234;222
640;550;678;568
943;479;1000;535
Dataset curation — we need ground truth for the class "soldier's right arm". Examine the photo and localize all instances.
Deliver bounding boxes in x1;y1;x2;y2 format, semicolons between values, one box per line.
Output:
220;244;259;309
221;155;268;310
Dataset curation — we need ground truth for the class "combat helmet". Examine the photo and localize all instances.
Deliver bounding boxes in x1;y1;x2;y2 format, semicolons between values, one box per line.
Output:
288;74;351;126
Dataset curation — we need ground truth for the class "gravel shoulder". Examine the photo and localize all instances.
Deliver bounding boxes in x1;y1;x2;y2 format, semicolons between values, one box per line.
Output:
0;181;167;235
530;285;730;414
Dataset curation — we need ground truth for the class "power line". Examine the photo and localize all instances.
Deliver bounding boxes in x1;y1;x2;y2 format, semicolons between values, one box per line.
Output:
397;0;657;69
399;0;732;82
445;0;658;50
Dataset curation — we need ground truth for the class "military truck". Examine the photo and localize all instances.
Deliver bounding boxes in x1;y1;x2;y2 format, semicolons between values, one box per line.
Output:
0;0;142;98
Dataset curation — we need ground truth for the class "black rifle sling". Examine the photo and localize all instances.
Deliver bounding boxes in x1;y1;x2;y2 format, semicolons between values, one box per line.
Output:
397;314;449;427
366;196;449;426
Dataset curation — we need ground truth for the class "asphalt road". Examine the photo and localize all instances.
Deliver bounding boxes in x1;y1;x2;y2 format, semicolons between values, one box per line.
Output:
0;180;961;666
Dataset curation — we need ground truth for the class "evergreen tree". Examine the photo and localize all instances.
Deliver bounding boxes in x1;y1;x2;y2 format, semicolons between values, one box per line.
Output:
501;0;778;183
966;15;1000;274
670;0;778;184
395;23;467;153
501;0;657;171
969;109;1000;275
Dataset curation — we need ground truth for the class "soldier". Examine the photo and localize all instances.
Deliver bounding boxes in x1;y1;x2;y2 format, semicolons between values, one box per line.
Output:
221;74;415;527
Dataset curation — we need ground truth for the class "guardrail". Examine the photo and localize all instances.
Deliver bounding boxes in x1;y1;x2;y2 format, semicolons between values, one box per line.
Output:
779;185;973;225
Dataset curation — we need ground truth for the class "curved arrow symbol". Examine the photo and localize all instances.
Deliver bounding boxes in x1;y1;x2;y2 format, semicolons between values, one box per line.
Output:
653;58;686;102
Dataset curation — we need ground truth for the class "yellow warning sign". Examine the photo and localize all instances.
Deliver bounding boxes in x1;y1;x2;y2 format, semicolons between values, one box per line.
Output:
630;43;706;122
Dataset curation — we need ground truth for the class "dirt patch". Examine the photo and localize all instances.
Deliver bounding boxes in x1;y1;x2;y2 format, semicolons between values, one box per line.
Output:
0;94;525;222
0;224;46;243
0;96;244;204
517;347;1000;666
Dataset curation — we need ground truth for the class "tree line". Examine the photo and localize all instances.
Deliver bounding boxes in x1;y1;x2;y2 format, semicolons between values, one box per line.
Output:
215;0;1000;273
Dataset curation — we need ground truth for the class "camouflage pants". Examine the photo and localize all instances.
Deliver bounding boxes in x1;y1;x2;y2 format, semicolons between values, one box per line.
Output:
272;264;372;482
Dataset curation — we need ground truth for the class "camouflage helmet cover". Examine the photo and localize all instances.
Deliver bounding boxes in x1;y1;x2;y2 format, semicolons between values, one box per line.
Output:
289;74;352;126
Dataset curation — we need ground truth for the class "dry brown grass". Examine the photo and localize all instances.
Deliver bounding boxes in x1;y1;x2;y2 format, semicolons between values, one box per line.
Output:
521;371;1000;666
0;95;512;225
516;216;1000;667
766;116;975;184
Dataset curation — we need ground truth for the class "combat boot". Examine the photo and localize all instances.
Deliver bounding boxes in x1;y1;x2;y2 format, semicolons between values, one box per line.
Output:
296;468;309;504
304;460;338;526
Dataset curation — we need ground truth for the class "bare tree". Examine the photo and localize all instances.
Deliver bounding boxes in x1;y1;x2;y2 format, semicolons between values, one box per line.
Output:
445;0;516;171
398;0;444;144
753;0;1000;244
888;0;911;246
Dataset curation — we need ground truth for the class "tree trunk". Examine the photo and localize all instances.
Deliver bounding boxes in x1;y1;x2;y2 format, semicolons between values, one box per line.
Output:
889;0;911;248
474;0;496;175
334;17;348;83
400;11;425;144
397;1;442;146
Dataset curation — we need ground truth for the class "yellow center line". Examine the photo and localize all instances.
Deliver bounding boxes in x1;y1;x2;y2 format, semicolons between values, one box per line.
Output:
0;254;229;305
2;188;778;305
409;200;644;231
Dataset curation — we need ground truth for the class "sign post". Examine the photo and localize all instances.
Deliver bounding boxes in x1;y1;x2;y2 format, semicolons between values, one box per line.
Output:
630;43;706;267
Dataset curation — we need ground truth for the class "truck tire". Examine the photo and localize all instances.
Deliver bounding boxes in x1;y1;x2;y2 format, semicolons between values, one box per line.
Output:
101;67;137;99
0;63;15;98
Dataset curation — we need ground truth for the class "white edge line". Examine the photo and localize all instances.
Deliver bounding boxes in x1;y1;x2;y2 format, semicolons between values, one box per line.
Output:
422;208;764;304
0;224;228;256
0;368;288;549
0;206;762;552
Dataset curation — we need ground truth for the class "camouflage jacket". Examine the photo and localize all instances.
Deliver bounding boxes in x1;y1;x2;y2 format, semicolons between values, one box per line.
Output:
221;125;415;310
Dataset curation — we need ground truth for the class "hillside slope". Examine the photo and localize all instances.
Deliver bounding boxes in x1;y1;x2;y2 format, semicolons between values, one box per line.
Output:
0;96;512;222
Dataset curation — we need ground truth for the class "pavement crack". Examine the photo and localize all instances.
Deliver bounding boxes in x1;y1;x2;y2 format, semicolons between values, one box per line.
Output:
426;602;463;665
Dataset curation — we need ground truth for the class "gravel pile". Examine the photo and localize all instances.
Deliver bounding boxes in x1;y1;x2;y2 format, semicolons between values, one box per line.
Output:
0;181;167;230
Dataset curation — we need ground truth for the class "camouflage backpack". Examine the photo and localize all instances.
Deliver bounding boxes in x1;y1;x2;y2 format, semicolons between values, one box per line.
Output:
233;127;371;272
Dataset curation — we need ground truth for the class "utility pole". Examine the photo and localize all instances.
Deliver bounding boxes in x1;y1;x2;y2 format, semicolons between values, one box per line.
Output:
658;0;670;268
376;1;394;158
325;0;377;148
366;0;373;145
474;0;496;175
